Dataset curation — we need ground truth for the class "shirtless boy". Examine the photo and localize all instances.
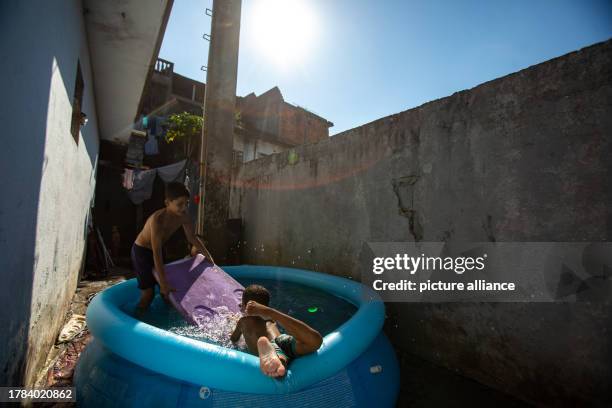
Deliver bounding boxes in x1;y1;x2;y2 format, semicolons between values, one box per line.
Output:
230;285;323;377
131;182;215;311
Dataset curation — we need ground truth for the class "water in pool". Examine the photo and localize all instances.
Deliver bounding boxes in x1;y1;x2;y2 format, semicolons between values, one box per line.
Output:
126;278;357;350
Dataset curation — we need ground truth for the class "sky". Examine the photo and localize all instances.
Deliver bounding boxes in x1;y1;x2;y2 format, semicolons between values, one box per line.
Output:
159;0;612;135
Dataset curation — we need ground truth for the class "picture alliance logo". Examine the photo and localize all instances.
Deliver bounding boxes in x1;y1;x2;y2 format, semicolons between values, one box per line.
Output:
372;253;488;275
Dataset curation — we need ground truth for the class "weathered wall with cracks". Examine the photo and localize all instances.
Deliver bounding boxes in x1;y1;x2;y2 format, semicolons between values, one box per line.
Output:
229;40;611;405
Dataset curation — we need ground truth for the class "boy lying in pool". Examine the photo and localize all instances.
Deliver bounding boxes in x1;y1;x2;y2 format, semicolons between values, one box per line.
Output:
230;284;323;377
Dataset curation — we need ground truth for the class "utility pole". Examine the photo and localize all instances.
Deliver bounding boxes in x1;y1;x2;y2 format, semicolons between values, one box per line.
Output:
197;0;242;264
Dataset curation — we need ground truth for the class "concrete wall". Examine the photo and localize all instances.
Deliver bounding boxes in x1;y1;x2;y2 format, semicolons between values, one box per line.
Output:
229;40;612;405
0;0;99;387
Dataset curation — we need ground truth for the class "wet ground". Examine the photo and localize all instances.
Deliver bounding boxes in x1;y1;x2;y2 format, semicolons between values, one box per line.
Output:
33;264;529;407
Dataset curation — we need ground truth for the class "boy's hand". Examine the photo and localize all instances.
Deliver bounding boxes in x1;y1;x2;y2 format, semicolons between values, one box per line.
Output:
159;281;176;300
244;300;272;320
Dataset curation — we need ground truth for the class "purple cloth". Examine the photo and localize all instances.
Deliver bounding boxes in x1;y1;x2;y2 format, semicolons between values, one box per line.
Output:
153;254;244;325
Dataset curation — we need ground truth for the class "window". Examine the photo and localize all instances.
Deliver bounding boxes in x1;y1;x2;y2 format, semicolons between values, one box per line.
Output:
70;61;84;144
232;150;244;167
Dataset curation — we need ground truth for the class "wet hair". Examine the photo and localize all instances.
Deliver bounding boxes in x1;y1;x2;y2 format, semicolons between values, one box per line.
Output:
165;182;190;201
242;284;270;306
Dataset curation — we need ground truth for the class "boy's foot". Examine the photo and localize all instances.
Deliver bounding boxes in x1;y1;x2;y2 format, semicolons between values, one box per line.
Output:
257;337;287;378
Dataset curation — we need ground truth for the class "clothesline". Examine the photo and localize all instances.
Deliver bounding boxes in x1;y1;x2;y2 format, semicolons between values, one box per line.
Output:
122;159;188;204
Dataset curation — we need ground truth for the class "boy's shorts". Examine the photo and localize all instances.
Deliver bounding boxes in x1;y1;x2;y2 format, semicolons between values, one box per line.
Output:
131;243;156;289
273;334;297;363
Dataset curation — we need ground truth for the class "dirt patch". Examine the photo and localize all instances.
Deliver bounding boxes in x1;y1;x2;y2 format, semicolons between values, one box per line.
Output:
33;266;134;401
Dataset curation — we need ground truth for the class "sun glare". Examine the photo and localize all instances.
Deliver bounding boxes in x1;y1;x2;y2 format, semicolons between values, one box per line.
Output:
249;0;318;68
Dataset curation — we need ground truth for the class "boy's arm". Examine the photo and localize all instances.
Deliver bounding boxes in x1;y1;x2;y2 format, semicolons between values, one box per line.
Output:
151;215;174;297
182;218;216;264
245;301;323;355
230;319;242;343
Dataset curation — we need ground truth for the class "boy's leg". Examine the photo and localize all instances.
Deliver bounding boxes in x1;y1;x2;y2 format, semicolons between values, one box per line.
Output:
131;243;157;312
269;313;322;356
134;288;154;320
137;288;155;310
256;336;287;377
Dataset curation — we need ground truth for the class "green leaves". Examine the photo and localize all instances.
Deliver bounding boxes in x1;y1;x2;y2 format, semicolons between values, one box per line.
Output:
164;112;203;144
163;110;243;143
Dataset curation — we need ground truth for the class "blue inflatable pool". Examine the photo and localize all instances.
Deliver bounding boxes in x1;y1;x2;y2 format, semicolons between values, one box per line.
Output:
74;265;400;407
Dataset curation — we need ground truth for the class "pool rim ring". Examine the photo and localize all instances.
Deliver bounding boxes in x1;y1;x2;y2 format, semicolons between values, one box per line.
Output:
86;262;385;394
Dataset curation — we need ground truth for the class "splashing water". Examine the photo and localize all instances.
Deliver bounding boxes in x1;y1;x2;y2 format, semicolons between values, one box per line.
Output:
131;302;247;350
190;306;244;349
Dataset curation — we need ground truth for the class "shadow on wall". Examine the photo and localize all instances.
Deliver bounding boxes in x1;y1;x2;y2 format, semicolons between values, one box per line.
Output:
0;1;95;386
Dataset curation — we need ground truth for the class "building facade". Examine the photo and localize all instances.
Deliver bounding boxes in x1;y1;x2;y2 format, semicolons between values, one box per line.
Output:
138;59;334;165
0;0;172;387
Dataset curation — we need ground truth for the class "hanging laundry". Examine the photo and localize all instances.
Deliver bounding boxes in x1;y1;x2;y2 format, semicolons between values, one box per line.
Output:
144;133;159;155
148;116;157;135
157;159;187;183
127;169;157;205
122;168;134;190
125;130;147;167
155;116;165;136
185;159;200;200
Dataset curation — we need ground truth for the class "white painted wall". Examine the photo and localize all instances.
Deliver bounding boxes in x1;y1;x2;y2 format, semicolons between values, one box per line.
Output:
254;139;285;159
233;133;246;155
0;0;99;386
234;134;287;163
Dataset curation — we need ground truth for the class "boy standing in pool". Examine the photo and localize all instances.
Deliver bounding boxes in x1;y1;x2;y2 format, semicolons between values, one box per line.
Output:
230;285;323;377
131;182;215;311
